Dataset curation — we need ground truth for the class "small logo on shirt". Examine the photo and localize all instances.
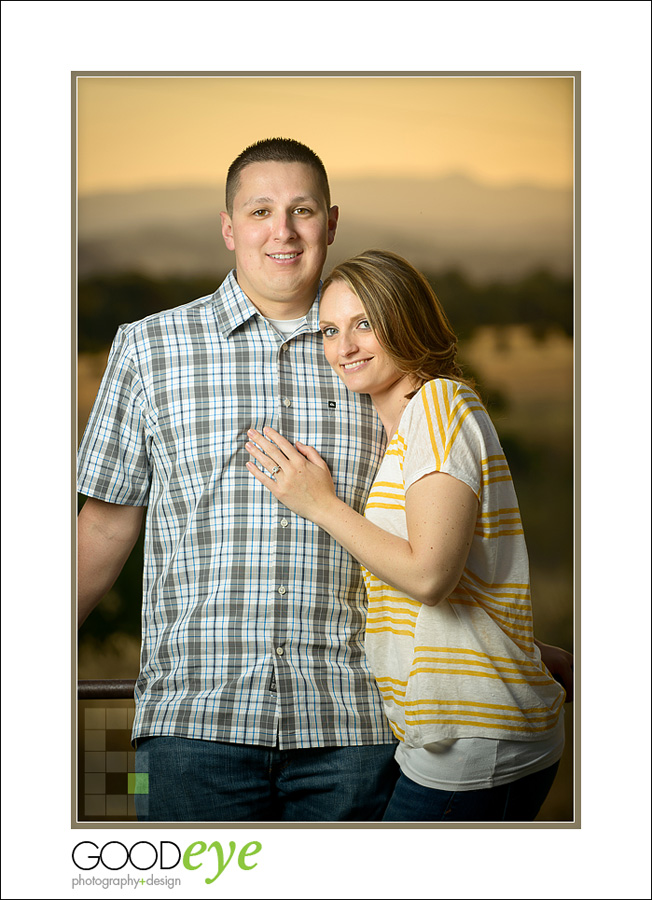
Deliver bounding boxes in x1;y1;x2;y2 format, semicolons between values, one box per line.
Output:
327;401;337;409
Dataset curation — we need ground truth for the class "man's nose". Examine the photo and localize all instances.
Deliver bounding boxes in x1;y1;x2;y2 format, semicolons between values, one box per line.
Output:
273;212;297;240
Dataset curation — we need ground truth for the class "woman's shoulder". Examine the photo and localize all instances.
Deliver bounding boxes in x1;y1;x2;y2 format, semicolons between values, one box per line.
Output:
400;379;489;442
413;377;480;411
397;379;489;479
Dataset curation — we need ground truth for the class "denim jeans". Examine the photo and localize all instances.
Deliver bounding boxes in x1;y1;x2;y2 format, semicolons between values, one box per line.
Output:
134;736;399;822
382;760;560;822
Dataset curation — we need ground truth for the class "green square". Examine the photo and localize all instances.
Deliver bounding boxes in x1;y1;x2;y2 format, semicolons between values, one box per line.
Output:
128;772;149;794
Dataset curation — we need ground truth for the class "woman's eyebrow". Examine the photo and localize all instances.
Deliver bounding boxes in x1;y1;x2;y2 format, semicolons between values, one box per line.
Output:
319;314;362;328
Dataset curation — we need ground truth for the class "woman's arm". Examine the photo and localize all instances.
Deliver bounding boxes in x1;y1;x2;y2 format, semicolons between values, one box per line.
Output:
246;427;477;607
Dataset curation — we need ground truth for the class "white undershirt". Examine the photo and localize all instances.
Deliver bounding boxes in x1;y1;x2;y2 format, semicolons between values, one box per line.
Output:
265;316;308;338
395;711;565;791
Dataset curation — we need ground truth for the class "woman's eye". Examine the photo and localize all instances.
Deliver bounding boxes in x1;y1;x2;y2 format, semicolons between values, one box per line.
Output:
358;319;371;330
321;327;337;338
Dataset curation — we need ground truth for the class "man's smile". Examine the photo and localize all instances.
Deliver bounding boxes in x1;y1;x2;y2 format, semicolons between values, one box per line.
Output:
266;251;303;260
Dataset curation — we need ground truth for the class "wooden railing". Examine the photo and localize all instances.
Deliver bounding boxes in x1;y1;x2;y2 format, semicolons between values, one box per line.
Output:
77;679;136;699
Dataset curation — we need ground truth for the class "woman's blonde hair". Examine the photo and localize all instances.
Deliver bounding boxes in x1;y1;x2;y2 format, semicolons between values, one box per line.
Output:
321;249;474;394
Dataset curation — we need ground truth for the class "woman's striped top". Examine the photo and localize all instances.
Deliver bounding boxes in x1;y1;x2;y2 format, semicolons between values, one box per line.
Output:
362;378;565;745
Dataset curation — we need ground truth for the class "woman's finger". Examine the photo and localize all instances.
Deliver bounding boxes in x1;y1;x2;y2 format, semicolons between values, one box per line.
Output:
247;429;288;462
261;426;300;458
245;460;281;490
247;428;291;460
245;439;285;475
295;441;329;469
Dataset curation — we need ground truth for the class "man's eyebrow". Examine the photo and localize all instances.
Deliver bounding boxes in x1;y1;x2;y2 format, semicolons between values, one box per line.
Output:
242;194;319;207
243;196;273;206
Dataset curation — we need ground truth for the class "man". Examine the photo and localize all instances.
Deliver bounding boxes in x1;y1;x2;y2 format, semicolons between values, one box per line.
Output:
78;138;398;821
78;138;572;822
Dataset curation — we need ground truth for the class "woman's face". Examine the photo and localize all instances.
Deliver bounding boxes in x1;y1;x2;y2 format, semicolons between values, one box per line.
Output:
319;281;406;399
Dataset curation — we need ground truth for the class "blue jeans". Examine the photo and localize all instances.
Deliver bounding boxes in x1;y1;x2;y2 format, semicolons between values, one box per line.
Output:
382;761;560;822
135;736;398;822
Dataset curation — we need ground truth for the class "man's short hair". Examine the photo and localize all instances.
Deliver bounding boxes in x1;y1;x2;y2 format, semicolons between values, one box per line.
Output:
225;138;331;214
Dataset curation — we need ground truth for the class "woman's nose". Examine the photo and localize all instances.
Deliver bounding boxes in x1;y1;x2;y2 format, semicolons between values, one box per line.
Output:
338;331;358;356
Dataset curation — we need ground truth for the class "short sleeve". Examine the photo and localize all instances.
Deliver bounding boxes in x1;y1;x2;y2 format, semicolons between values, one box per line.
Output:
77;326;152;505
401;380;487;499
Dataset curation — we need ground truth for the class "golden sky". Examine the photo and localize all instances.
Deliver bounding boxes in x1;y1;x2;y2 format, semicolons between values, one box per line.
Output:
77;75;574;194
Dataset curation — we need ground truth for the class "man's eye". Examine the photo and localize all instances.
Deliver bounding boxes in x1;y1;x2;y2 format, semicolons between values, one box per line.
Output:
293;207;311;215
252;209;269;217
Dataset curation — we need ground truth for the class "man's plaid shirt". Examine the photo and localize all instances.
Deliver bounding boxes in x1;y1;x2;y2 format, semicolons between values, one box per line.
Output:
78;271;395;748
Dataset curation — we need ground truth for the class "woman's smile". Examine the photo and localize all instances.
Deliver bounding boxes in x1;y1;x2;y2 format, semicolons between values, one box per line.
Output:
341;357;372;371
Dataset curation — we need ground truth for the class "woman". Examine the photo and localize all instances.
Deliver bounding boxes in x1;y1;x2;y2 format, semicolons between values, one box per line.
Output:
245;249;567;822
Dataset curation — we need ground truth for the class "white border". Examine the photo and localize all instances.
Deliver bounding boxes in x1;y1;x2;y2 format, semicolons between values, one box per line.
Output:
2;2;651;898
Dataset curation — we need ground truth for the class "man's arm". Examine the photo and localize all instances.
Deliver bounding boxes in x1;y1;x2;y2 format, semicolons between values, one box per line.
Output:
77;497;145;627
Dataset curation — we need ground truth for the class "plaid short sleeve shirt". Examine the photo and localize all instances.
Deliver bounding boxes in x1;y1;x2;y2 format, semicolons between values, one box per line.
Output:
78;271;395;749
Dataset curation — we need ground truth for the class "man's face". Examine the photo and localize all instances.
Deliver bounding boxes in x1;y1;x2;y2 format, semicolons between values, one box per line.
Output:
220;161;339;319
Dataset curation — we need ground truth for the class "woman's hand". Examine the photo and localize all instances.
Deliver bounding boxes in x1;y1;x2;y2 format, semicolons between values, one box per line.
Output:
247;429;477;609
535;640;574;702
245;427;338;521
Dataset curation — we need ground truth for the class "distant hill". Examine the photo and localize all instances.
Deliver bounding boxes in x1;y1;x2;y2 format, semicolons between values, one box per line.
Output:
78;174;573;283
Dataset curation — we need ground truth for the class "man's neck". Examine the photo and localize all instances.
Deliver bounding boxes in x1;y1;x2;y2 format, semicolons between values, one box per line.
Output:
235;275;317;320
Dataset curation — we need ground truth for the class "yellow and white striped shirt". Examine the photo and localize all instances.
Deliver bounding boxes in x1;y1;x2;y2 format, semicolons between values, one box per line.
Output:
363;378;565;746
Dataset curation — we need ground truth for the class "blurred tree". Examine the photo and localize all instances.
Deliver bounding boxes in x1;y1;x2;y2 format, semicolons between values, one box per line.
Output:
423;268;573;343
78;269;573;352
78;272;223;352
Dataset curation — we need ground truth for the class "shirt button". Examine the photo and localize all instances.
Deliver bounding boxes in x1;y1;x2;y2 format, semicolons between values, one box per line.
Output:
275;647;284;656
280;518;289;527
281;343;288;352
282;397;292;407
278;585;286;595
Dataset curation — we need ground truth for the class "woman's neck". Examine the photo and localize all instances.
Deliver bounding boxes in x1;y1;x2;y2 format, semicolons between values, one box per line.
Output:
372;374;420;440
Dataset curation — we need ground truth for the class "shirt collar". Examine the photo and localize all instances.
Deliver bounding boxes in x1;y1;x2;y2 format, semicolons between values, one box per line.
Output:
211;270;322;337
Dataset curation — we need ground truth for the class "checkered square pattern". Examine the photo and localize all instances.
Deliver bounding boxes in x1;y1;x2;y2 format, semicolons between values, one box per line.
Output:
78;701;144;821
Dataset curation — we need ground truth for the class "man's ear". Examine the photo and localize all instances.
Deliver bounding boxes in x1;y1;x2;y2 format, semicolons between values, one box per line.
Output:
220;211;235;251
327;205;339;246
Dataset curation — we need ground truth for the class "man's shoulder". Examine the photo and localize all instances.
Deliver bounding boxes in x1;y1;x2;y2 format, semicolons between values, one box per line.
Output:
118;291;218;338
115;272;242;345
